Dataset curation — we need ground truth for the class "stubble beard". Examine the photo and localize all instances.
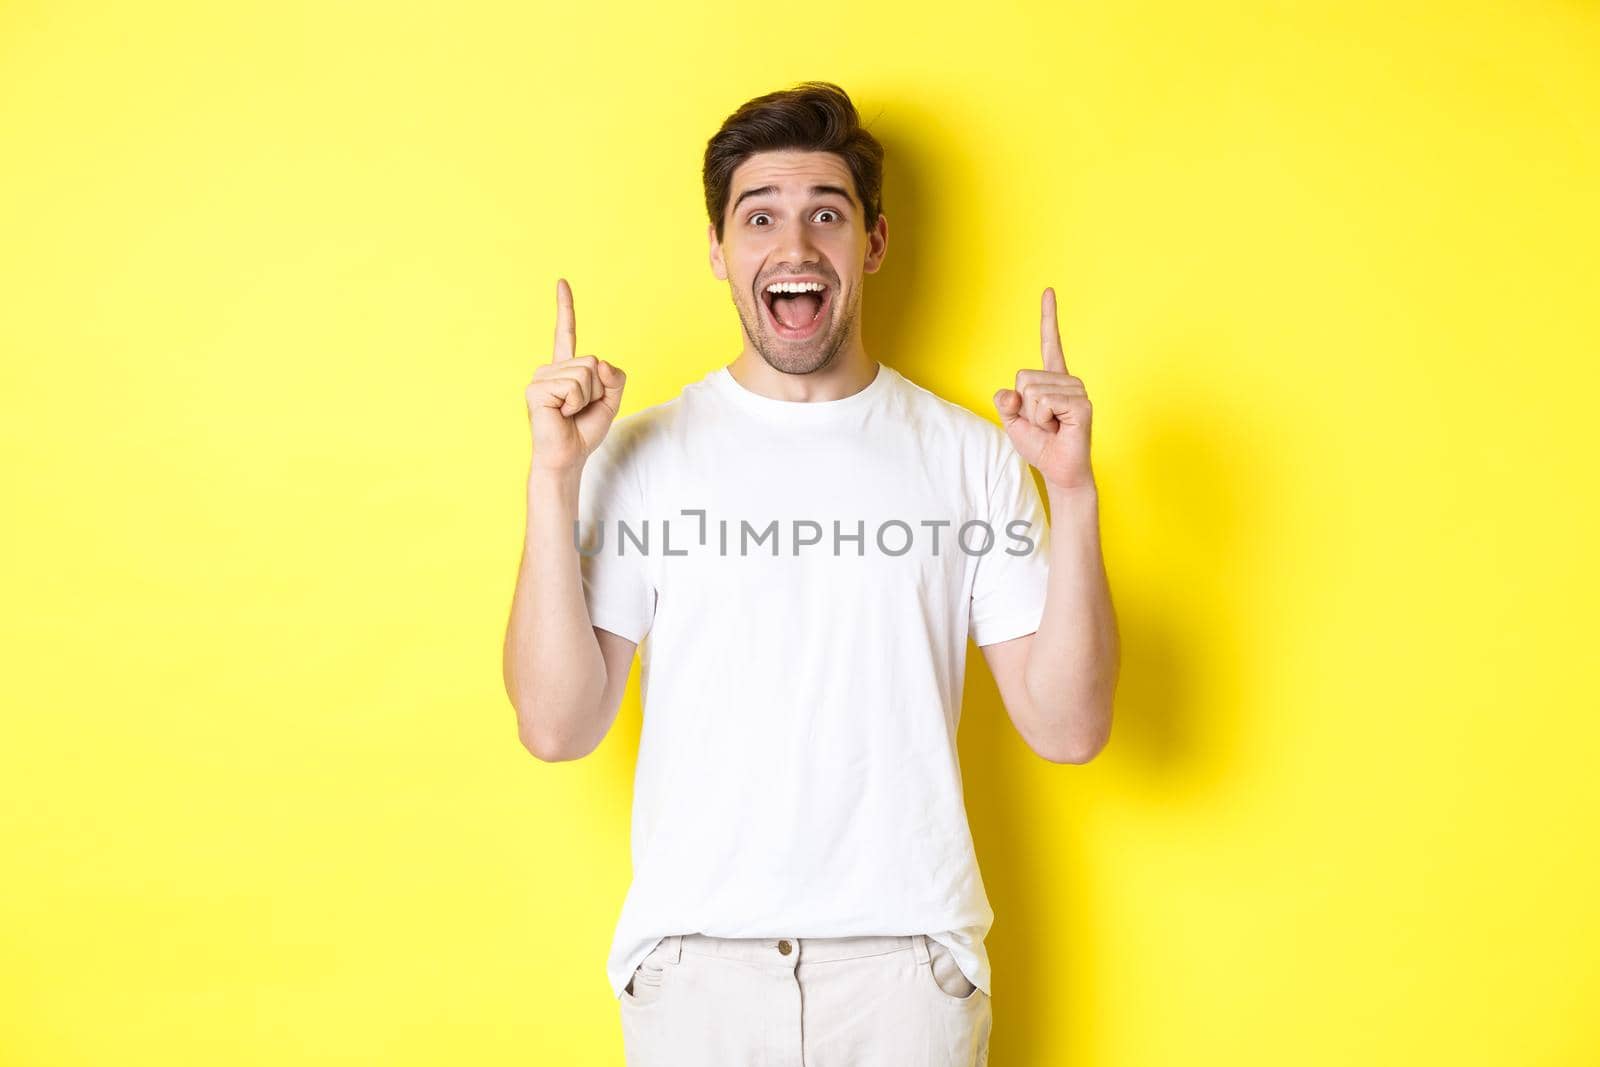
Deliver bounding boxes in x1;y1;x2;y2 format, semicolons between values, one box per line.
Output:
735;281;857;377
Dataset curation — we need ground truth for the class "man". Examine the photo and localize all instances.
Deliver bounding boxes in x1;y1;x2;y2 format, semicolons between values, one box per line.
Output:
502;81;1119;1066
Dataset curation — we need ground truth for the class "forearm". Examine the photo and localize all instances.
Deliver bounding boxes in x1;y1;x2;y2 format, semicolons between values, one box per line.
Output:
1023;485;1119;760
502;464;608;754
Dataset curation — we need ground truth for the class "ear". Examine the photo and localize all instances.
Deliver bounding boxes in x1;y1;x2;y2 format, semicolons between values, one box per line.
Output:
863;214;888;274
709;222;728;281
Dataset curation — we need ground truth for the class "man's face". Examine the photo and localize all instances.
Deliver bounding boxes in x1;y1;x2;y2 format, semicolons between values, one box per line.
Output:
709;149;888;375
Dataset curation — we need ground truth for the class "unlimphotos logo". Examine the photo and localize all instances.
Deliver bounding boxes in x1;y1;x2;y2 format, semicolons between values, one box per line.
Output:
574;510;1039;558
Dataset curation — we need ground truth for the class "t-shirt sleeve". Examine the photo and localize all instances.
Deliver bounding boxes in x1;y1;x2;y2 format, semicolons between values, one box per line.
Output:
575;422;657;644
968;432;1052;647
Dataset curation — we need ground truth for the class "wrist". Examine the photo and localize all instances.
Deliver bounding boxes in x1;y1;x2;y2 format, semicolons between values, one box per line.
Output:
528;461;583;496
1046;480;1098;506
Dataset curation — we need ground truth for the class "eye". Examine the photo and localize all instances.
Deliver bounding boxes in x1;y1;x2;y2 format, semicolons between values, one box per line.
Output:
815;209;841;223
749;212;772;227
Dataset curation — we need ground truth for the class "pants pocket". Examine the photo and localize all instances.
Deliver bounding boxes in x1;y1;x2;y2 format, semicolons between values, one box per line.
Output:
621;943;672;1008
923;938;981;1002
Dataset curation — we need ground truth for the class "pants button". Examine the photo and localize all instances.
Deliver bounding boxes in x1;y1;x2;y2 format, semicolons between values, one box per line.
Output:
777;939;793;955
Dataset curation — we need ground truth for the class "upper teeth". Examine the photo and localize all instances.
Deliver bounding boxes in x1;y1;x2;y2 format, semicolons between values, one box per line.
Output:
766;281;825;294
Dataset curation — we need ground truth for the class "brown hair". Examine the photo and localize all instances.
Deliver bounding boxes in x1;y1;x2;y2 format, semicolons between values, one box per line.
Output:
703;81;884;243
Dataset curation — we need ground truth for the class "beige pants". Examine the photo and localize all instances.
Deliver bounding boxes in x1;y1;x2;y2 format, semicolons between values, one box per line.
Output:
619;932;992;1066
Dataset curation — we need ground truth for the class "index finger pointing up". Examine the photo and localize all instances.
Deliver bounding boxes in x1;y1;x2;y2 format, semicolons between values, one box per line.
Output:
553;277;576;362
1041;287;1068;374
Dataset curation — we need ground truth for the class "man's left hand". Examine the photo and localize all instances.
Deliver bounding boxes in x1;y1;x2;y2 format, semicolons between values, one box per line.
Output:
993;287;1096;493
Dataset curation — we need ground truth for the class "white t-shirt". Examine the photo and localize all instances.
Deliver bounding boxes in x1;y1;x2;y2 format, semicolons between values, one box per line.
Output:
576;361;1052;1000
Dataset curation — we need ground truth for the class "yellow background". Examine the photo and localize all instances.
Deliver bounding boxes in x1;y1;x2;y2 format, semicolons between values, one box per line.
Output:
3;1;1597;1064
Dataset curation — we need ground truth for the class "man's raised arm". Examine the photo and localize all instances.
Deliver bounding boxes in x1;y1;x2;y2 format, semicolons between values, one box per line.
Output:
502;278;632;761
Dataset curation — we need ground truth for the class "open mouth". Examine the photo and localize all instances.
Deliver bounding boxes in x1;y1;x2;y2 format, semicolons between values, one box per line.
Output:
760;279;832;341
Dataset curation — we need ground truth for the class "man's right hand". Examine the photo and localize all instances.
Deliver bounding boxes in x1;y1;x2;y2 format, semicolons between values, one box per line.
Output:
525;278;627;472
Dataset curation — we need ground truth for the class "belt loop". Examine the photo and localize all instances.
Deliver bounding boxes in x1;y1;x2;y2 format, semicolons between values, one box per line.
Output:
912;933;931;965
665;934;682;964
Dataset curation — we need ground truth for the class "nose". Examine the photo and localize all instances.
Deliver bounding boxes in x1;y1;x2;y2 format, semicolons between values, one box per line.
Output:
777;218;822;269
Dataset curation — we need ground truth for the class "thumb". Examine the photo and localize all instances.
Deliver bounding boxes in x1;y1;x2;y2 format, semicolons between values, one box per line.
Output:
598;359;627;400
993;388;1022;421
574;360;626;445
994;387;1047;460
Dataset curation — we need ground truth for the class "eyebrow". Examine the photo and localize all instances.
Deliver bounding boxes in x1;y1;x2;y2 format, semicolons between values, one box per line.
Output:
730;183;855;215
